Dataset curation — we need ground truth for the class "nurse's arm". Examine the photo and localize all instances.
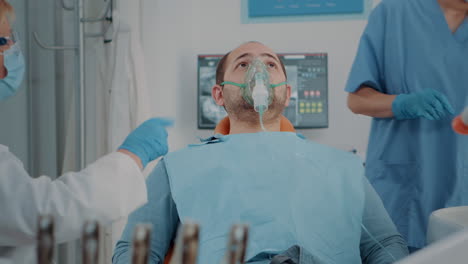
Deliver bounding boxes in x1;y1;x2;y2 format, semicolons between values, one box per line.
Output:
347;86;396;118
360;178;409;263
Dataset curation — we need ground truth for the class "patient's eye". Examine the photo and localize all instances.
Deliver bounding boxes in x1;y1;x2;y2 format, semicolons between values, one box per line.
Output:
266;61;277;69
238;62;248;68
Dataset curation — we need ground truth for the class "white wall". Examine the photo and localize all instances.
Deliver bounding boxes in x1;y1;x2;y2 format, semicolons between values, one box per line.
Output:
136;0;376;158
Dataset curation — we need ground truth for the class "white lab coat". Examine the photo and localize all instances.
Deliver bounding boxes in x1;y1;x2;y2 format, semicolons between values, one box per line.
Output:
0;144;147;261
107;11;152;152
106;11;152;257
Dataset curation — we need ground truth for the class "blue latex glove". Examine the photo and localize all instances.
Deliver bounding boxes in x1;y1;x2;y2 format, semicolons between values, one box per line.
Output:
119;118;173;168
392;89;455;120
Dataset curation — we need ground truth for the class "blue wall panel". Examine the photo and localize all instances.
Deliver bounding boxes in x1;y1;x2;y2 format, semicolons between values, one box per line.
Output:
248;0;364;17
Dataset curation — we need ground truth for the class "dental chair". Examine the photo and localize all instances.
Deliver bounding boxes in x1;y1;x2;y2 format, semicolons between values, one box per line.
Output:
162;115;295;263
427;206;468;244
396;206;468;264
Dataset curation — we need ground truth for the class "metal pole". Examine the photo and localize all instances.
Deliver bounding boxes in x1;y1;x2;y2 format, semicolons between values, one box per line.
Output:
77;0;85;170
26;0;34;175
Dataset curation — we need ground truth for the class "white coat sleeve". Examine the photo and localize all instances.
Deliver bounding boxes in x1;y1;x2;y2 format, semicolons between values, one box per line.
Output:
0;146;147;246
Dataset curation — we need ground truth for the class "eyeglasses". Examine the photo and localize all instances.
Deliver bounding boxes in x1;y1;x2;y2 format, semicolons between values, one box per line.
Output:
0;31;18;46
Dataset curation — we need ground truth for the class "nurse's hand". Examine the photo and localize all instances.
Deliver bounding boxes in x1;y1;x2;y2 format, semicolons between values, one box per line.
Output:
392;89;455;120
119;118;174;169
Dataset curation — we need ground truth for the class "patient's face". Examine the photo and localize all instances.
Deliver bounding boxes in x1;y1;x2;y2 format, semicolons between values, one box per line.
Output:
221;42;289;122
223;42;286;87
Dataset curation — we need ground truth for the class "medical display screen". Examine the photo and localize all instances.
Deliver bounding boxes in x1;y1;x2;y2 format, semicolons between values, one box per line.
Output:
197;53;328;129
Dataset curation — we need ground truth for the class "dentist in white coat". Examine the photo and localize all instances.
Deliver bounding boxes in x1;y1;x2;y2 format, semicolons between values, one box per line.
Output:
0;0;172;261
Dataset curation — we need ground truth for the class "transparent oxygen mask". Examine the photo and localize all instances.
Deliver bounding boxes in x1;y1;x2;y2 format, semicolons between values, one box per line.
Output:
245;59;271;113
220;57;287;132
246;58;271;131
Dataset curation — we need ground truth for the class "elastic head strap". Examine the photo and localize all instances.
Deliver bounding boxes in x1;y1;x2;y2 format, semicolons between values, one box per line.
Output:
220;81;247;88
271;81;288;88
221;81;287;88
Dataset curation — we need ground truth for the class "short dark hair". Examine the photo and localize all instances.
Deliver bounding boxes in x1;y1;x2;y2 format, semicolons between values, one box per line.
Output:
215;51;231;85
215;49;288;85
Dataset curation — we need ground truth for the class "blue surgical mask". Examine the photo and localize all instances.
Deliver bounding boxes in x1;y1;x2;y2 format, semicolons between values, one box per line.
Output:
0;42;26;101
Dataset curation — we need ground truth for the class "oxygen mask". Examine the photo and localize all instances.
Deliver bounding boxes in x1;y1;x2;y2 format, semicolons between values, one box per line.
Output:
221;58;287;131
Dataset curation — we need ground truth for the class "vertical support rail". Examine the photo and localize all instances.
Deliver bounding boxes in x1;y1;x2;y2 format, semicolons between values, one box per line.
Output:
77;0;86;170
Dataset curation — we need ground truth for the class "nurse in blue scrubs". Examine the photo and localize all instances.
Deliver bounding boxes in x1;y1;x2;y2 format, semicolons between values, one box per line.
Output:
345;0;468;252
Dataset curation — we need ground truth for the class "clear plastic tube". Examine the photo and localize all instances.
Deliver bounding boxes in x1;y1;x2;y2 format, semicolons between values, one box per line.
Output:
258;106;267;131
361;223;397;261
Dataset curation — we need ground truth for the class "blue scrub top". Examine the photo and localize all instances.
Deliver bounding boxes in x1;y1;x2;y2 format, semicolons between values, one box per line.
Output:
345;0;468;248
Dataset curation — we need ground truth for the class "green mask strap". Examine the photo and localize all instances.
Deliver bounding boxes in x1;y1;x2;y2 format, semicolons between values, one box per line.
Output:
221;81;287;89
270;81;287;88
221;81;246;88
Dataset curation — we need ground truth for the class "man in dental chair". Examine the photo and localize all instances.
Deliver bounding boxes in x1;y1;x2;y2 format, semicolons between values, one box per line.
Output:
112;42;409;264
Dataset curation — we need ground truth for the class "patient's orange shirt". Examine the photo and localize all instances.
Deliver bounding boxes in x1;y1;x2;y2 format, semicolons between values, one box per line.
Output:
214;115;295;135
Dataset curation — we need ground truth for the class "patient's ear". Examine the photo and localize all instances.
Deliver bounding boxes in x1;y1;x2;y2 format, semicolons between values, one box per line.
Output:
284;84;292;107
212;84;225;106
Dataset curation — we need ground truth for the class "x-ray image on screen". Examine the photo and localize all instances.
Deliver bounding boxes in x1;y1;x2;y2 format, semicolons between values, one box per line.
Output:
198;55;227;128
197;53;328;129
